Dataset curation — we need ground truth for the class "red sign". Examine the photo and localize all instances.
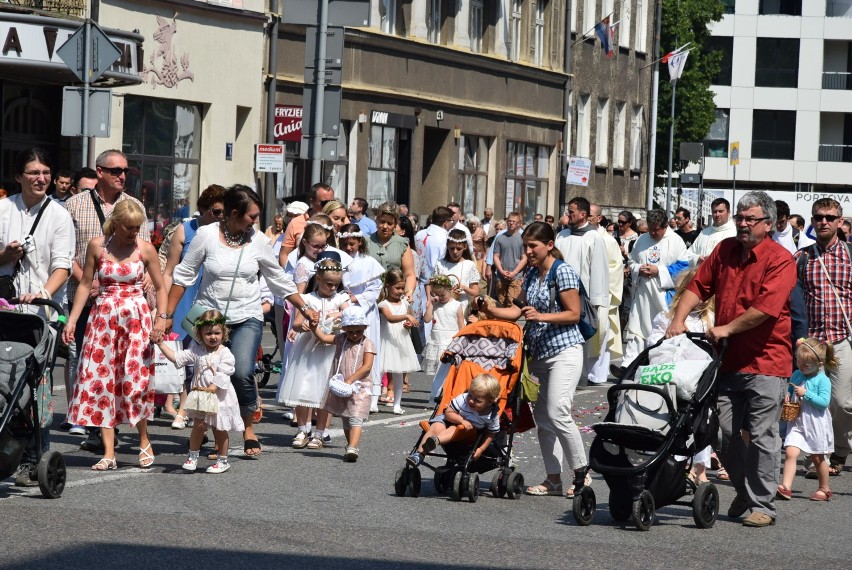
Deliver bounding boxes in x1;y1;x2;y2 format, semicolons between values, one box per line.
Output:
275;105;303;142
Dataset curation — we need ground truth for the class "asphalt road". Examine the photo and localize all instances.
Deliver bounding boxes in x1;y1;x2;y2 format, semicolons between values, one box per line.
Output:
2;333;851;569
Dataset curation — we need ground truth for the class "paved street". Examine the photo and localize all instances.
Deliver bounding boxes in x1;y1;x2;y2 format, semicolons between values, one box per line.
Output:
2;331;852;569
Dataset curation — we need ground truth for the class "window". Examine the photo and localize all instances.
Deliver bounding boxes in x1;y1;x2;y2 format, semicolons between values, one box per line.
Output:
583;0;596;32
576;94;591;157
367;125;397;206
123;97;202;232
470;0;483;53
755;38;799;87
506;142;550;224
752;110;796;160
721;0;736;14
427;0;441;44
509;0;522;62
380;0;398;35
634;0;648;53
619;0;631;49
458;136;489;219
630;105;643;170
706;36;733;86
759;0;802;16
596;97;610;165
613;102;626;168
704;109;730;158
532;1;544;66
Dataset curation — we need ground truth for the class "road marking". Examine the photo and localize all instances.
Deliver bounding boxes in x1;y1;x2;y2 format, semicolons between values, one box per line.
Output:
327;411;431;437
0;468;157;501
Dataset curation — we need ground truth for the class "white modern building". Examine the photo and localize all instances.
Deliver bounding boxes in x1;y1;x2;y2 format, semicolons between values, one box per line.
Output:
700;0;852;203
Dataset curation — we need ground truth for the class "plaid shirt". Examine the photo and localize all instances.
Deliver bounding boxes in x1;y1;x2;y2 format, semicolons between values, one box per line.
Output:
796;238;852;344
522;261;584;359
64;190;149;300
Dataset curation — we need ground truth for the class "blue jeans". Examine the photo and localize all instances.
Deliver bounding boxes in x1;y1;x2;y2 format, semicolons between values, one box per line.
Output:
227;318;263;417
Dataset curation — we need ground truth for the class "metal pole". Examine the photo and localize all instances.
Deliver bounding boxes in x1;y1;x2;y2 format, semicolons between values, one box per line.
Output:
265;0;280;223
646;0;663;210
560;0;573;213
310;0;329;185
81;18;91;168
665;79;676;215
732;164;736;209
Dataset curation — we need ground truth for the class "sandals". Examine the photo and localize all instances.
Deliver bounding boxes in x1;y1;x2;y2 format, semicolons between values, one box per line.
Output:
171;413;187;430
810;489;832;501
525;480;563;496
716;467;730;481
776;484;793;500
244;439;262;458
566;473;593;498
138;444;155;468
91;457;117;471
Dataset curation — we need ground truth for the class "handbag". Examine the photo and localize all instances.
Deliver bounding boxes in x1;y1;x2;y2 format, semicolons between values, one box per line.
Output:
152;339;186;394
519;356;539;403
327;338;363;398
185;389;219;414
182;244;245;339
0;198;51;300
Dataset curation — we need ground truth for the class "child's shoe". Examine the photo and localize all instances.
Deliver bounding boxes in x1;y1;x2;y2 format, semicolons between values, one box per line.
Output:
306;435;324;449
344;446;359;462
421;436;439;454
182;454;199;472
206;459;230;474
405;452;422;467
292;431;309;448
392;408;405;415
776;484;793;500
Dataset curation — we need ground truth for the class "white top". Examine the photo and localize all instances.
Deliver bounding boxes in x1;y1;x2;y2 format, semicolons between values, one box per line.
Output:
173;223;297;324
772;223;798;255
435;258;480;311
414;224;448;284
0;194;74;314
686;220;737;267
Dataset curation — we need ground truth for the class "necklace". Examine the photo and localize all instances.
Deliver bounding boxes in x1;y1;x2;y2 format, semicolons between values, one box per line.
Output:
223;224;247;247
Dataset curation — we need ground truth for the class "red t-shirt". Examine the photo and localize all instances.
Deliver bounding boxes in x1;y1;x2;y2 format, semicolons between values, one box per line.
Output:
688;236;796;377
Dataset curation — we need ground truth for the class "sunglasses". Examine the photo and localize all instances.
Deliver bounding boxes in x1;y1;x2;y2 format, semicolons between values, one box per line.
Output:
813;214;840;222
99;166;130;176
617;220;628;225
210;208;224;216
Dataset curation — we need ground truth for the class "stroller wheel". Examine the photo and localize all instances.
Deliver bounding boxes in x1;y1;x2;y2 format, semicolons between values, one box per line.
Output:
408;468;422;498
505;471;524;500
450;471;466;501
434;467;451;494
572;486;596;526
632;490;655;531
467;473;480;503
394;468;410;497
691;482;719;529
37;451;66;499
490;470;508;498
608;492;631;522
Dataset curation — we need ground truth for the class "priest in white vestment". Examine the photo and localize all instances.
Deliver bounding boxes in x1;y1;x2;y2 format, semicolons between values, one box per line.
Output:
686;198;736;267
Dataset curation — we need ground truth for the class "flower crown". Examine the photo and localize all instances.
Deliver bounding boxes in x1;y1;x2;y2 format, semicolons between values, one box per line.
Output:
195;316;226;327
338;230;364;239
306;220;333;231
316;260;343;273
447;235;468;244
429;274;453;288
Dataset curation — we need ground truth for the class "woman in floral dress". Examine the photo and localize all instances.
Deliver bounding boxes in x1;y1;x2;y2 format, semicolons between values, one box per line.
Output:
64;200;168;471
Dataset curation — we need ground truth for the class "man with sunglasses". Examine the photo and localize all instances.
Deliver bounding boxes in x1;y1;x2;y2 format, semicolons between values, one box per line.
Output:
279;182;334;259
686;198;736;267
667;191;796;528
64;149;150;453
795;198;852;480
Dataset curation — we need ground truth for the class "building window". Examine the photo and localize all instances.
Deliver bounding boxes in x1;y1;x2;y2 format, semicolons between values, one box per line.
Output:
619;0;631;49
583;0;596;32
706;36;733;86
630;105;643;170
509;0;522;62
470;0;483;53
752;110;796;160
704;109;730;158
755;38;799;87
759;0;801;16
427;0;441;44
122;97;202;235
576;93;591;157
532;0;544;66
596;97;610;165
506;142;550;224
367;125;397;207
613;102;626;168
380;0;398;35
634;0;648;53
458;135;489;219
721;0;736;14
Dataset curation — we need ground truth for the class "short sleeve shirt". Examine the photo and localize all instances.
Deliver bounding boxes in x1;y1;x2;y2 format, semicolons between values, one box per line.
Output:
449;393;500;433
523;261;584;359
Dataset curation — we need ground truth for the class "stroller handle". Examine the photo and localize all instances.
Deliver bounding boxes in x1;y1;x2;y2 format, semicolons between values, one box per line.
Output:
8;297;67;322
683;332;728;359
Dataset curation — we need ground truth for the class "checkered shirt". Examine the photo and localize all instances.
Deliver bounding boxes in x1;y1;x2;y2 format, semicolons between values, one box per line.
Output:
796;238;852;343
64;190;149;300
522;261;585;359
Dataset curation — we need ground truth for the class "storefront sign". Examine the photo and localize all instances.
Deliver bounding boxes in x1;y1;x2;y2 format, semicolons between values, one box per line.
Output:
371;110;416;130
567;156;591;186
275;105;303;142
255;144;285;172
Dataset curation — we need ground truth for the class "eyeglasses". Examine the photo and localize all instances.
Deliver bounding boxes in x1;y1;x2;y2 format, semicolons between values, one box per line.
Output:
210;208;224;216
813;214;841;223
734;215;769;226
305;241;327;251
22;170;51;178
617;220;628;225
98;166;129;177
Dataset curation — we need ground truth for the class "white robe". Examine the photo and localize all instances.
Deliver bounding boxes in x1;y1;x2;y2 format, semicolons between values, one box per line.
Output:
686;220;736;267
586;227;626;384
414;224;448;339
343;253;385;391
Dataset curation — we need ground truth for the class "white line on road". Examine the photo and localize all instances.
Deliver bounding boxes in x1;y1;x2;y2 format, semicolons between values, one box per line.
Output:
326;410;431;438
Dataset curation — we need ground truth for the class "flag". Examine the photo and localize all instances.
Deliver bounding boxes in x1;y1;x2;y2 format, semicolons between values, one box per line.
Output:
594;16;615;58
665;49;689;83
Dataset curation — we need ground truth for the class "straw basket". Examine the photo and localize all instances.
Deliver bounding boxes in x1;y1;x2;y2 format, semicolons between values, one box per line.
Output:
780;400;800;422
447;274;462;300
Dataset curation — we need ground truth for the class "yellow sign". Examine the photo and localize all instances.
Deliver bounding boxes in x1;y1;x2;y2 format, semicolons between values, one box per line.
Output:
730;142;740;166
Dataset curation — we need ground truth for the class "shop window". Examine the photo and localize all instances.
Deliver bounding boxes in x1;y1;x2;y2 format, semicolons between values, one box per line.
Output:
706;36;733;86
0;82;61;191
704;109;730;158
752;109;796;160
506;142;550;224
755;38;799;88
458;135;489;218
367;125;397;207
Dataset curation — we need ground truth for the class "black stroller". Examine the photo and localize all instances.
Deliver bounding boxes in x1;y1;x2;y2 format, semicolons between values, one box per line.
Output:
571;333;725;530
0;299;67;498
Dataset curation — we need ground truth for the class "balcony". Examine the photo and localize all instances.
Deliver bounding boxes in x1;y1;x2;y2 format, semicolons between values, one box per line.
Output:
819;144;852;162
1;1;86;17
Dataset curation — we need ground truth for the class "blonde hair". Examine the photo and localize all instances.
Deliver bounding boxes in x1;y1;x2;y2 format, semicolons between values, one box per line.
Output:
103;200;145;235
668;267;715;331
796;337;837;372
469;373;500;402
193;309;229;343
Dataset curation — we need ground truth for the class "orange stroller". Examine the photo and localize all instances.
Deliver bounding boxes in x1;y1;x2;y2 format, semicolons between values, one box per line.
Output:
394;320;529;502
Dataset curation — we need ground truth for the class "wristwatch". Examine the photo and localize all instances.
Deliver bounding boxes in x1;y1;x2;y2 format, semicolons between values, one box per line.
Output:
299;305;310;315
158;312;173;319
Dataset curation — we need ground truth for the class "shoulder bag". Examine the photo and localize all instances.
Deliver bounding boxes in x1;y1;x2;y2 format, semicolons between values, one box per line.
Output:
0;198;51;300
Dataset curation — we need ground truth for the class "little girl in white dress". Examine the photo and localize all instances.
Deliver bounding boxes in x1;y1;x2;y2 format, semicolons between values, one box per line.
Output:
421;274;464;376
378;269;421;414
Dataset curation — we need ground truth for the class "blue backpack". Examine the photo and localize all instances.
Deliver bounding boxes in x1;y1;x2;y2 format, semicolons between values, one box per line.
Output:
523;259;598;340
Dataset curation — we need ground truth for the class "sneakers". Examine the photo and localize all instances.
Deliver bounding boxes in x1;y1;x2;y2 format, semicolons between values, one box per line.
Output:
369;405;379;414
392;408;405;415
406;452;422;467
323;434;332;444
292;431;309;449
742;512;775;527
344;446;359;462
206;460;230;474
727;495;750;518
182;455;199;472
306;435;324;449
68;425;87;436
13;463;37;487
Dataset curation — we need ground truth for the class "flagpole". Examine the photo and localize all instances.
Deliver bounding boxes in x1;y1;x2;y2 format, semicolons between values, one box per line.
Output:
646;0;663;211
570;13;614;48
666;78;677;216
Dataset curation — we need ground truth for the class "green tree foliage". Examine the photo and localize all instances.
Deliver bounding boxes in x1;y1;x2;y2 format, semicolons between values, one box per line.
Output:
655;0;725;178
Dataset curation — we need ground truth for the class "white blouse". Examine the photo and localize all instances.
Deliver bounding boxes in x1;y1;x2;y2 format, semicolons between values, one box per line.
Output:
173;223;297;324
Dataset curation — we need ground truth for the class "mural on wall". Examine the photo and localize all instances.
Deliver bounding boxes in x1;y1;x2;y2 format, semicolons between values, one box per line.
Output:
141;14;194;89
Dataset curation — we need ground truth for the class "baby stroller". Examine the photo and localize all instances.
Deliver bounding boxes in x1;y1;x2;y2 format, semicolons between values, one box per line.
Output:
572;333;725;530
0;299;67;498
394;320;529;503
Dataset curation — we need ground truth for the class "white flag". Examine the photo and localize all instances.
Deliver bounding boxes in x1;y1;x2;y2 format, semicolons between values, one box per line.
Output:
667;50;689;84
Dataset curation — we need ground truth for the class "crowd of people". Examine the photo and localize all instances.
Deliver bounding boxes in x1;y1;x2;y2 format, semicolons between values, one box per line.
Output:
2;146;851;529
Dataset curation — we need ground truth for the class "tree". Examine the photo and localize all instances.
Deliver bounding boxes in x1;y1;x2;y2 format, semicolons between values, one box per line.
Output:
654;0;725;180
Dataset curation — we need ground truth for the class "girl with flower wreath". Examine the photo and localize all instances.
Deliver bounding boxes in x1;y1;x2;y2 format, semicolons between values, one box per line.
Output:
421;274;463;376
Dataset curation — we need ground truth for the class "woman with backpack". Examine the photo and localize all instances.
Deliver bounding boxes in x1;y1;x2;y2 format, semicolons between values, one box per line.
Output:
479;221;591;498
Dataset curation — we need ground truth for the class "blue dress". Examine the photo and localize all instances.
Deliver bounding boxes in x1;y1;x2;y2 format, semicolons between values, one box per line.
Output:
172;219;201;340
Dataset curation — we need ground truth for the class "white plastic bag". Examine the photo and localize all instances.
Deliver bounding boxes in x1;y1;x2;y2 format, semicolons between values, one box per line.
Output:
641;336;711;400
152;341;185;394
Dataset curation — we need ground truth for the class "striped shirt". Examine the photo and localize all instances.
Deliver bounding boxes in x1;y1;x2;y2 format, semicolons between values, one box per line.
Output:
796;238;852;344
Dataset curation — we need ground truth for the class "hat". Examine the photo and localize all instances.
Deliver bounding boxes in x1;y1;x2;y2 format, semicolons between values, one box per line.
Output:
340;305;368;328
316;250;342;264
286;201;309;215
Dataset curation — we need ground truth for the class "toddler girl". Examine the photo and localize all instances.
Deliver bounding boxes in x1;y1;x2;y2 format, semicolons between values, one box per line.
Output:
315;306;377;462
378;269;421;414
157;310;243;474
777;337;835;502
421;274;464;376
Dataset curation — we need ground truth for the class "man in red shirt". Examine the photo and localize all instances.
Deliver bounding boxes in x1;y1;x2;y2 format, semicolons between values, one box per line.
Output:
667;191;796;528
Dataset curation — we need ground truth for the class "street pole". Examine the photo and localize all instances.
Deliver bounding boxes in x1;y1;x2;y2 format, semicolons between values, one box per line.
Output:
81;18;91;168
732;164;736;209
560;1;573;214
310;0;329;185
666;79;676;216
265;0;280;223
646;0;663;210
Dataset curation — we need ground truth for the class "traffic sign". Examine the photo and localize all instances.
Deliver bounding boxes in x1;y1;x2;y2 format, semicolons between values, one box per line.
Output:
730;141;740;166
60;87;112;137
57;21;122;83
282;0;370;27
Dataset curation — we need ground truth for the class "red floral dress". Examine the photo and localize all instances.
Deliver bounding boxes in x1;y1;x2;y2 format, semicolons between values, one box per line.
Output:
69;239;155;428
